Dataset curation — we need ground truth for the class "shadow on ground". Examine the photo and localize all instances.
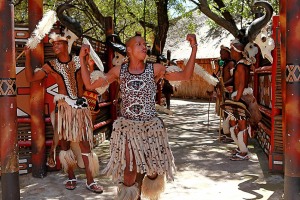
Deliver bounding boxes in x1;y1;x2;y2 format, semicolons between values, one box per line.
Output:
0;98;284;200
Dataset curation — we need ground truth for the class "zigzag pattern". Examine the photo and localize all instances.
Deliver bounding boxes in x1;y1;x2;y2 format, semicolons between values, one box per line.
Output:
286;65;300;82
0;78;16;96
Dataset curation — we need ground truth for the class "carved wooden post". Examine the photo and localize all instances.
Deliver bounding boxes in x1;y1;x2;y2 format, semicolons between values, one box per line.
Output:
281;0;300;198
0;1;21;199
105;16;118;121
28;0;46;177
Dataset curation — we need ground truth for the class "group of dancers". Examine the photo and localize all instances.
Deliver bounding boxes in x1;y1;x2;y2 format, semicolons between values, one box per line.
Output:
25;30;197;199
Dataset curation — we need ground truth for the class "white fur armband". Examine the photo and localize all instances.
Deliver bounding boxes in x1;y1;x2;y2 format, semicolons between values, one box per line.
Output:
166;65;182;73
90;71;109;95
34;68;48;77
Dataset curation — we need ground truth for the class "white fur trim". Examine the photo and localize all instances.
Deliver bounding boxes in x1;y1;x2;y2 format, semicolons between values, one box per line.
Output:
48;32;68;44
230;126;238;145
142;175;166;200
70;142;84;168
81;151;100;177
237;130;248;153
59;150;77;174
90;71;109;95
231;88;253;99
222;116;230;135
166;65;182;73
116;183;139;200
53;94;88;108
53;94;67;103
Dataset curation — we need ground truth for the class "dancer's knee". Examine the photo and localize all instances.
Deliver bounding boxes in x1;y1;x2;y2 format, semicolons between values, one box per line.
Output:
124;168;137;186
60;140;70;151
79;140;91;152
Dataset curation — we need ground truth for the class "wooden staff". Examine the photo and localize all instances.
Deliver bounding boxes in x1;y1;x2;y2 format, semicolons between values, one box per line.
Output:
16;50;25;60
217;66;225;142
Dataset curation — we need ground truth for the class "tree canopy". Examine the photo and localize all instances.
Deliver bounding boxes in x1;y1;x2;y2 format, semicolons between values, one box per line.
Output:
13;0;279;56
189;0;279;38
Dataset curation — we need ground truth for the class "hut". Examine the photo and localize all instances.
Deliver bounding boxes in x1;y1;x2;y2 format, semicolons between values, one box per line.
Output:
164;11;234;99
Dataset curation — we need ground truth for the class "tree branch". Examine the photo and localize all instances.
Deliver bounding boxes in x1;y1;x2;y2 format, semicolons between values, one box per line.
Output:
85;0;106;28
213;0;236;25
191;0;240;37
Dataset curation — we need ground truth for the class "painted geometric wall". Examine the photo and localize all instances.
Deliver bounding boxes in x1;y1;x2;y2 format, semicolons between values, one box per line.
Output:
258;74;272;109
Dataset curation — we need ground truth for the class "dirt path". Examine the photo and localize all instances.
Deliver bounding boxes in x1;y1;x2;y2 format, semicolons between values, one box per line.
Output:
0;98;284;200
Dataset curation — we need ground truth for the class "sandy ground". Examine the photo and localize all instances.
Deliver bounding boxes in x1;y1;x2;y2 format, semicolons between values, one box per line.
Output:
0;98;284;200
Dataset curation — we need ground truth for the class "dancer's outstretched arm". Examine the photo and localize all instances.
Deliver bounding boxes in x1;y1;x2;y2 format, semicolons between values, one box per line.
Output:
154;34;197;81
79;44;120;91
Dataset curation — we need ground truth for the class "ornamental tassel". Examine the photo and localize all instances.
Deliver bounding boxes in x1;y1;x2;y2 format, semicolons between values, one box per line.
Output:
183;59;219;86
194;63;219;86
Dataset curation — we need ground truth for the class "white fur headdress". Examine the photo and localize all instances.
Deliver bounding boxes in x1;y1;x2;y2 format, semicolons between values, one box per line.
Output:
48;32;68;44
48;28;79;54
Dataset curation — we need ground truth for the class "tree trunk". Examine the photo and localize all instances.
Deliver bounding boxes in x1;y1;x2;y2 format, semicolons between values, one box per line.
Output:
152;0;169;56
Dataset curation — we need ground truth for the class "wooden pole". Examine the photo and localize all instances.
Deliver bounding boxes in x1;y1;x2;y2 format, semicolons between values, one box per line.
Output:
105;17;118;121
28;0;46;178
281;0;300;198
0;1;21;199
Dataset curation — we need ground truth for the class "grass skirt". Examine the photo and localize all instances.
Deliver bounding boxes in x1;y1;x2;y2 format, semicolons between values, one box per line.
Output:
57;99;94;149
102;117;176;182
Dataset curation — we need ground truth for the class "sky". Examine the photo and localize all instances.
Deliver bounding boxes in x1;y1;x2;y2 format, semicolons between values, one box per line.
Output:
169;1;197;18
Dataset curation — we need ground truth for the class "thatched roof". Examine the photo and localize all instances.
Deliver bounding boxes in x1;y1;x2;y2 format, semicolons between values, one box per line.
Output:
164;11;234;60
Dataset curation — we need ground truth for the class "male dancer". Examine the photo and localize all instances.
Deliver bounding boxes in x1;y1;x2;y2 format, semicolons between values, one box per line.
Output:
24;33;103;193
216;45;235;143
227;41;261;161
79;34;197;199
